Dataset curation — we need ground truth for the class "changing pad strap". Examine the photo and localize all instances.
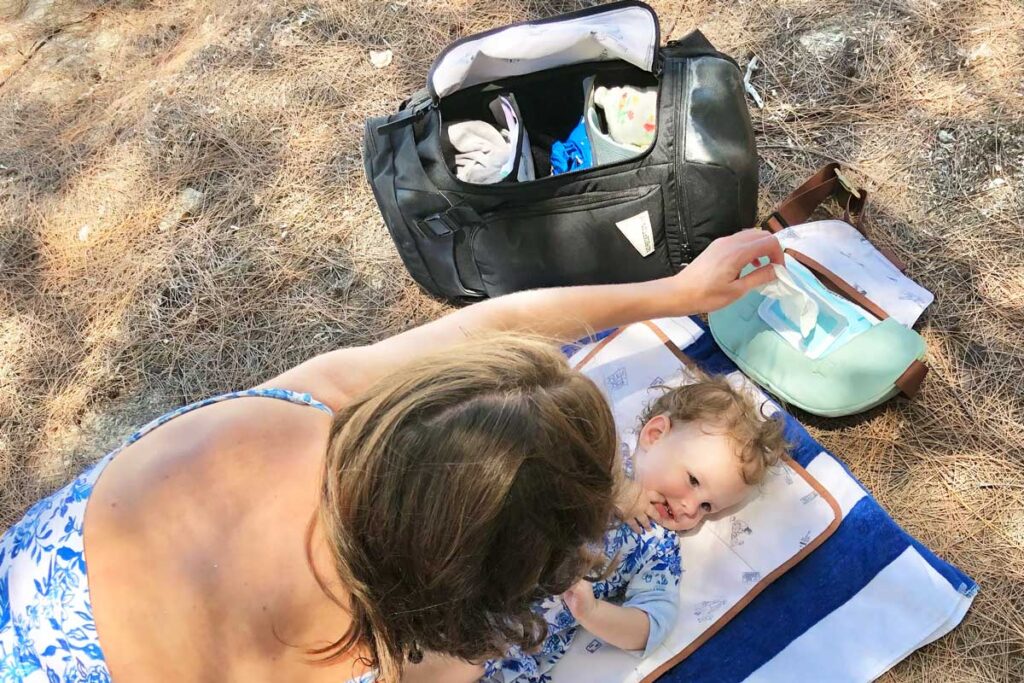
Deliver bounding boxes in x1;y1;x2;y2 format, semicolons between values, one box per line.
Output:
762;164;911;274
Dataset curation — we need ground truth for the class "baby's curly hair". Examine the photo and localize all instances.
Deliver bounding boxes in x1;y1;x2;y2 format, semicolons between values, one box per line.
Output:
640;371;788;485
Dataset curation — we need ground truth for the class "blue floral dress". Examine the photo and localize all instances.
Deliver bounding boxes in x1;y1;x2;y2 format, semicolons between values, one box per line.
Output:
482;522;682;683
0;388;333;683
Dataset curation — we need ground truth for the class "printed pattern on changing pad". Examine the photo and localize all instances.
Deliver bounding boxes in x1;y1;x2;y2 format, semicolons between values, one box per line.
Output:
776;220;934;327
553;320;840;683
0;388;332;683
483;523;681;683
555;318;975;683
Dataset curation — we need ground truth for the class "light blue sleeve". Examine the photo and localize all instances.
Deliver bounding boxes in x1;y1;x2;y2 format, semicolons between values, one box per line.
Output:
621;528;682;658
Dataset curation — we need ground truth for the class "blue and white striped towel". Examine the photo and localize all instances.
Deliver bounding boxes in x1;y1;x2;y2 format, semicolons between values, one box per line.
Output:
557;317;975;683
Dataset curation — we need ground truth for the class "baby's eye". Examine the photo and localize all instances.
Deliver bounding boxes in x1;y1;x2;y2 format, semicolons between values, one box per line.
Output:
700;502;712;513
688;474;699;487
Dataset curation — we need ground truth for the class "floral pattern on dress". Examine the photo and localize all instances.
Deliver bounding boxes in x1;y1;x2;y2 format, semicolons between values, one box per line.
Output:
482;522;681;683
0;388;332;683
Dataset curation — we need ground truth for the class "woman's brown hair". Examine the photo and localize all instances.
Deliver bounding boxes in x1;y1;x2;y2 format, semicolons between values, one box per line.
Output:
313;333;618;681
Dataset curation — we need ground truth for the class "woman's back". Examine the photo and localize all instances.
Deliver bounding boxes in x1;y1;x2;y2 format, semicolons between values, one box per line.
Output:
2;389;369;683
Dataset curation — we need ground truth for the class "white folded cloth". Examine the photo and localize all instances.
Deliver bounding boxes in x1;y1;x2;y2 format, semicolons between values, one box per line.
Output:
449;120;513;184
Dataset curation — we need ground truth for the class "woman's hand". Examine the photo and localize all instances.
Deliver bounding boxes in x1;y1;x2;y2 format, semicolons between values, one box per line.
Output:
562;580;598;621
665;228;783;314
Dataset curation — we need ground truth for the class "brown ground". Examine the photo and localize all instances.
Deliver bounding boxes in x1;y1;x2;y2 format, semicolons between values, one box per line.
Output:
1;0;1022;680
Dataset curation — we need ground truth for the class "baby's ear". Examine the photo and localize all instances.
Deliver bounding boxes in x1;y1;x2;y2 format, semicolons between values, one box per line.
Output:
638;413;671;448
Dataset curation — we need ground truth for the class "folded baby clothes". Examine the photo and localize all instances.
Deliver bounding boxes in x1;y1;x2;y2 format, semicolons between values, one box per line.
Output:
488;93;536;182
593;85;657;149
449;93;536;184
550;117;593;175
449;120;515;184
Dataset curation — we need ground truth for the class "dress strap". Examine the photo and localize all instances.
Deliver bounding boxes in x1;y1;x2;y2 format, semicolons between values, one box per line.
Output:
121;388;333;449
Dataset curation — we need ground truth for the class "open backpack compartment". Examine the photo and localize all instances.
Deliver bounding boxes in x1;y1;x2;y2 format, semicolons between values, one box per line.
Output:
363;1;757;301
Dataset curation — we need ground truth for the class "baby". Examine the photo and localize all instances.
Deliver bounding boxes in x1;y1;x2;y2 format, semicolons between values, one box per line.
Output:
482;373;788;682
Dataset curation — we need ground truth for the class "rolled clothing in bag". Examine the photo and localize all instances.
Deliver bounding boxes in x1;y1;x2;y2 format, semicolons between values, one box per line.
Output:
362;1;758;301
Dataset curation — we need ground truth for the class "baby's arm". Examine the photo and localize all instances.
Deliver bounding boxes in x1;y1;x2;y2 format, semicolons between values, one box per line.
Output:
563;580;651;651
565;525;682;657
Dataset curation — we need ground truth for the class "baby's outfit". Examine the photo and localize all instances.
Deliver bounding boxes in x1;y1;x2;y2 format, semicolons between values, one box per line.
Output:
450;93;535;184
593;86;657;149
482;522;681;683
550;118;593;175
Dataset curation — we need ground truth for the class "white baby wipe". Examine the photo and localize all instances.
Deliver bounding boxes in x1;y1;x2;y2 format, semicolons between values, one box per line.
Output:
757;264;818;338
753;257;880;361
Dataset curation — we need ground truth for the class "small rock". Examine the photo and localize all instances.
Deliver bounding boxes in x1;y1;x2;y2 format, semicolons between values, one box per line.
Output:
158;187;204;232
798;29;849;61
77;224;91;241
964;43;993;65
937;129;955;144
369;49;393;69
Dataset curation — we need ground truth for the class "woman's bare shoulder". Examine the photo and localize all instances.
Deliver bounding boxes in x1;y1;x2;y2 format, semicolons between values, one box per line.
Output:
84;395;338;679
89;393;330;532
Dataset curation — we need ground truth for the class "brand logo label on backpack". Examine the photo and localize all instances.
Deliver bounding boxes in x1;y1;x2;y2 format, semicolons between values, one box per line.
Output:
616;211;655;257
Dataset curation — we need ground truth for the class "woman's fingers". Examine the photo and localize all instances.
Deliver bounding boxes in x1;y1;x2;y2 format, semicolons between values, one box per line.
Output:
735;232;784;267
736;261;780;291
730;227;770;243
669;229;784;315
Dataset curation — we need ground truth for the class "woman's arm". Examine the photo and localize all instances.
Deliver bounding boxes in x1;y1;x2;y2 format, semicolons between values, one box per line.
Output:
265;229;781;410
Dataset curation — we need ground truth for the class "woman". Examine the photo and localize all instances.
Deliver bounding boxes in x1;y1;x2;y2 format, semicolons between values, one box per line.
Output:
0;230;781;682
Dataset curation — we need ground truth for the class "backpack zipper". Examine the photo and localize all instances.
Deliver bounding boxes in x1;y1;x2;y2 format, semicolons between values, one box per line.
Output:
673;58;692;263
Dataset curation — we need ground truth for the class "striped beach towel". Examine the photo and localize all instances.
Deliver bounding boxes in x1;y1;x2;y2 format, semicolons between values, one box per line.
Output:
556;317;976;682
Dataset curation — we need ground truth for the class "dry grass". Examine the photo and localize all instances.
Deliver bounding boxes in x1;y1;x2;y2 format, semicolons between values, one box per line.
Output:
1;0;1022;680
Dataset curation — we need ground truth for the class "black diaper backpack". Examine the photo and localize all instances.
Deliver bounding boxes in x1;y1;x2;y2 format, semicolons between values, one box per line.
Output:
363;1;757;302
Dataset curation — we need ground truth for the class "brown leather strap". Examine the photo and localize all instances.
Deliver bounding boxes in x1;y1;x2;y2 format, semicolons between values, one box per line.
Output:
763;164;911;274
877;246;907;273
895;359;928;398
784;248;890;321
762;163;868;234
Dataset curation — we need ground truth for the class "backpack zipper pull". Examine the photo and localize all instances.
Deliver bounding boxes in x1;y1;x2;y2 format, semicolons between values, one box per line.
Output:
376;100;436;135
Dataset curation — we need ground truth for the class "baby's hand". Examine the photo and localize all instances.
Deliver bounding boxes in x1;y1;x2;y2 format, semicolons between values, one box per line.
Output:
561;580;598;620
616;479;669;533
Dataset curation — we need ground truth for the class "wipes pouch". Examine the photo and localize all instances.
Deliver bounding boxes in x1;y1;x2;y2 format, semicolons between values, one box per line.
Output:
709;164;930;417
756;259;876;360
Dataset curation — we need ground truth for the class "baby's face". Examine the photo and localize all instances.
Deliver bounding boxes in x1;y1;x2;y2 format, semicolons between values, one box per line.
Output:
633;416;752;532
